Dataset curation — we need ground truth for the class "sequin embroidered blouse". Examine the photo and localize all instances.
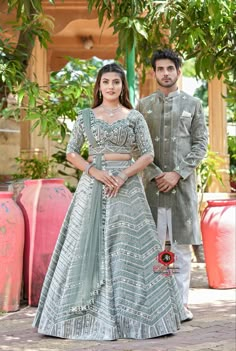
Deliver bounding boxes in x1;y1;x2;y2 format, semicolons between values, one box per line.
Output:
66;108;154;157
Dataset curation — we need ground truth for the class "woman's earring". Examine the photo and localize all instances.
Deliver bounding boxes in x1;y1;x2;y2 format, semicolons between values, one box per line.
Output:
120;91;123;100
99;91;102;100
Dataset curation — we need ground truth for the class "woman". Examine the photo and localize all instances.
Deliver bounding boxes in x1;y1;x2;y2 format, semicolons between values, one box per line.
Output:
33;63;187;340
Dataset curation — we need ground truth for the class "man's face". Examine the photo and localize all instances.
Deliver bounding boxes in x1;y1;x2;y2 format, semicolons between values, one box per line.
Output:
154;59;180;89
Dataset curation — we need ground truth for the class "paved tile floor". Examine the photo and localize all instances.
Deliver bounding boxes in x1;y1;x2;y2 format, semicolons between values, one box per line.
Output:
0;264;235;351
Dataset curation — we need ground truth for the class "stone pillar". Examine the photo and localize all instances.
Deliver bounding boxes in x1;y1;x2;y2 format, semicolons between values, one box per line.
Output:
20;39;50;158
139;69;156;98
208;77;230;192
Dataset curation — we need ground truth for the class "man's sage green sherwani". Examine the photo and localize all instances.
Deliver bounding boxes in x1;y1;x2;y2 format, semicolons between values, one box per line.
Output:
136;90;208;245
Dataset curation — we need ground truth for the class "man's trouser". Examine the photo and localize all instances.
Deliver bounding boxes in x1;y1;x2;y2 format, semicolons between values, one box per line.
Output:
157;207;192;306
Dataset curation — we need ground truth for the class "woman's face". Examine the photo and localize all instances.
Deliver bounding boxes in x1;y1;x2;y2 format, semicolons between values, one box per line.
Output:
99;72;122;103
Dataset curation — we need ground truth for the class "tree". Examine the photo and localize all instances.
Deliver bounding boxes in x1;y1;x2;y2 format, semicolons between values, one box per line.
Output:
1;0;235;139
0;0;100;140
0;0;55;108
88;0;236;118
23;57;103;140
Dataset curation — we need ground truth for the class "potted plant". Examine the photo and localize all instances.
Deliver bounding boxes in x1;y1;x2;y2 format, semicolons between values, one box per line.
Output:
196;147;224;214
13;154;73;307
52;142;89;193
192;147;224;262
228;136;236;192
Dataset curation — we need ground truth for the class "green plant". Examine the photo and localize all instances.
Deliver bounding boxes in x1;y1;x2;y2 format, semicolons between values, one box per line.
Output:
12;156;56;180
88;0;236;112
0;1;55;110
1;56;103;141
52;142;89;192
228;135;236;190
2;1;235;139
196;147;225;211
0;1;105;145
27;57;103;140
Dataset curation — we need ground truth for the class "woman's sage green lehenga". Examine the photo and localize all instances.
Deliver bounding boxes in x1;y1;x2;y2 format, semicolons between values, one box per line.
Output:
33;108;187;340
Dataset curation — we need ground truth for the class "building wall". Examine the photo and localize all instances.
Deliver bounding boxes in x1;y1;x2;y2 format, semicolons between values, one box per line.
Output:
0;119;20;180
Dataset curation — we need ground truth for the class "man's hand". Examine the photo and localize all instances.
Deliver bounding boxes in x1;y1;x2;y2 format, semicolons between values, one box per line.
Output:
155;172;181;192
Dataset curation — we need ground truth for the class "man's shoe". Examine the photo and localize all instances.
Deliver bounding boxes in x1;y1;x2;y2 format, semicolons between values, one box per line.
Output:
182;307;193;322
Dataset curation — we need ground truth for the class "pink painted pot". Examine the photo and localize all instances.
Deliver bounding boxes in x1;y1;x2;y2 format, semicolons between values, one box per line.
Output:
17;179;72;306
201;199;236;289
0;192;24;311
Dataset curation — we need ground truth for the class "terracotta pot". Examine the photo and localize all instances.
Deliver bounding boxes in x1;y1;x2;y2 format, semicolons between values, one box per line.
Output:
0;192;24;311
17;179;72;306
201;199;236;289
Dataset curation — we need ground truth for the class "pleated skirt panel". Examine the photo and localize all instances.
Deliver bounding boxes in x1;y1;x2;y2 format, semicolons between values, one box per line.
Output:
33;160;186;340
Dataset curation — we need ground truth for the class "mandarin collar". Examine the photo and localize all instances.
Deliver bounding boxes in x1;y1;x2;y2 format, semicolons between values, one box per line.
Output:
155;89;180;99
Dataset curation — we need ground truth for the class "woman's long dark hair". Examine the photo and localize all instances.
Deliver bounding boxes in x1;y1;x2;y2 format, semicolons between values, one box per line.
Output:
92;63;133;109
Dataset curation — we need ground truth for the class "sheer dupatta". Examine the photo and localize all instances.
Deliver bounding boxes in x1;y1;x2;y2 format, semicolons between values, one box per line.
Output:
65;108;105;312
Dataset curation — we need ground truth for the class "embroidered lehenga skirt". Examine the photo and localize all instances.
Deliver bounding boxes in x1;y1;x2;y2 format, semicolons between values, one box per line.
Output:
33;160;186;340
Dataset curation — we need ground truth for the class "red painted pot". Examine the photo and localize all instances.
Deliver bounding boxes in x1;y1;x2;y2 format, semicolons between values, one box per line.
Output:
0;192;24;311
201;199;236;289
17;179;72;306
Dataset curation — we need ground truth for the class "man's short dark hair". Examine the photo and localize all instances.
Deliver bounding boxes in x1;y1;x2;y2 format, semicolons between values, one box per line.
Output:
151;49;182;71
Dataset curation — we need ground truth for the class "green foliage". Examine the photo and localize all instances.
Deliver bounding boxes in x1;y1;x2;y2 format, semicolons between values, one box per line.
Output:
1;0;235;140
193;82;209;125
163;1;235;75
0;27;30;110
2;0;55;47
228;136;236;181
1;57;103;140
52;142;89;191
194;82;208;109
88;0;236;116
0;0;56;118
196;147;225;209
182;58;196;77
163;0;236;119
0;0;55;70
12;156;56;180
88;0;149;53
223;73;236;122
24;57;102;140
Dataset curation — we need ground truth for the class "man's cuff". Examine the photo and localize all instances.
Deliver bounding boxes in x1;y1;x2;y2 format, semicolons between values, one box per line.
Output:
173;166;189;180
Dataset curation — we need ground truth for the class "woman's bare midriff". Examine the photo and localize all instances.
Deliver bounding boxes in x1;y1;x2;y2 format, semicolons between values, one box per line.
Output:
88;153;131;163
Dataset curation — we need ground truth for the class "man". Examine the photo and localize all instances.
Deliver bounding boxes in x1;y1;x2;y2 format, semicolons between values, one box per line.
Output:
136;49;208;320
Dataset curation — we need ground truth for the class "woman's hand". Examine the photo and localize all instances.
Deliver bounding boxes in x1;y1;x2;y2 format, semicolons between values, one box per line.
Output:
89;167;118;188
105;175;125;198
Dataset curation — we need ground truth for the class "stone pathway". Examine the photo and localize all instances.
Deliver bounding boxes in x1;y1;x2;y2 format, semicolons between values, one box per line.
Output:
0;264;235;351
